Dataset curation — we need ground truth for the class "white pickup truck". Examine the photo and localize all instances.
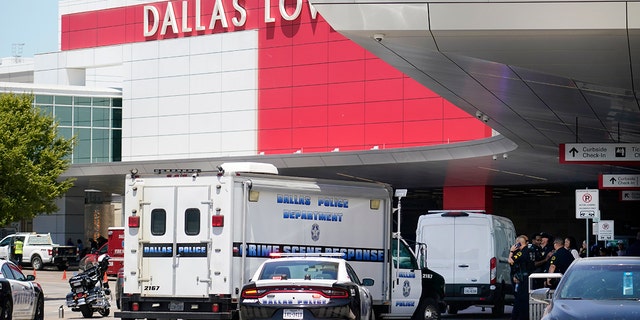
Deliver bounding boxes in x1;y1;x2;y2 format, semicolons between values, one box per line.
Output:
0;232;78;270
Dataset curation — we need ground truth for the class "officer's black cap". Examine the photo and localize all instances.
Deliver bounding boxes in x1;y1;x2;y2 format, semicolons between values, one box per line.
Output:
539;232;552;239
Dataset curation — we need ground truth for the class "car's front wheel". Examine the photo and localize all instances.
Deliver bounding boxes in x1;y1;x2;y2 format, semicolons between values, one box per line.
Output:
1;299;12;320
33;294;44;320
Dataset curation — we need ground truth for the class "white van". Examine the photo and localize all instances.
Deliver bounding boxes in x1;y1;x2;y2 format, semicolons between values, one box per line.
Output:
415;210;516;315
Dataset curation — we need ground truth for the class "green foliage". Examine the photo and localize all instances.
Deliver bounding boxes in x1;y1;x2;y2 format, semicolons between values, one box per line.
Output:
0;93;75;225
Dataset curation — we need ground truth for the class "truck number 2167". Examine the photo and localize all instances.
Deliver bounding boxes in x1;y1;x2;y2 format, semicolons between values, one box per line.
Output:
144;286;160;291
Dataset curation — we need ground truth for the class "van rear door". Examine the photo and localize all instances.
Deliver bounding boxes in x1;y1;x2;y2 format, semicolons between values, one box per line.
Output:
417;215;455;283
417;213;492;291
452;218;492;287
140;185;212;298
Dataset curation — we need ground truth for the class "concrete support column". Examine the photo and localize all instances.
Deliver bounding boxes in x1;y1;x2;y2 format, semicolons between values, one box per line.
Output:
443;185;493;213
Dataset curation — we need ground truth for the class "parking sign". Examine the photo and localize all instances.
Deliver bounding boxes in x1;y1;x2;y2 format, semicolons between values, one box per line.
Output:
598;220;614;241
575;189;599;219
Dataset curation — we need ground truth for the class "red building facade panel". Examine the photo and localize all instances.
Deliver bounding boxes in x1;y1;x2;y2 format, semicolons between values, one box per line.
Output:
61;0;490;155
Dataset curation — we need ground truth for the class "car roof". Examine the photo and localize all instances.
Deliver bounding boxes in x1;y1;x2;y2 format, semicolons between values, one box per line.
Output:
0;259;16;268
572;256;640;266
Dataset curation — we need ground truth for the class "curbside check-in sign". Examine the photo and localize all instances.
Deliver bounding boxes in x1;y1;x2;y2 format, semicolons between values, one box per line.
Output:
575;189;599;219
599;174;640;190
560;143;640;164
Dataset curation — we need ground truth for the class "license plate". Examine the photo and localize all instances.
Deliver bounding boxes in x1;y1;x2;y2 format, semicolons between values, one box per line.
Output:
463;287;478;294
283;309;304;319
169;301;184;311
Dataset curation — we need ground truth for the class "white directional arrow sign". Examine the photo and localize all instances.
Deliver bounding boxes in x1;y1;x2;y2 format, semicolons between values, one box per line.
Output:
599;174;640;190
560;143;640;164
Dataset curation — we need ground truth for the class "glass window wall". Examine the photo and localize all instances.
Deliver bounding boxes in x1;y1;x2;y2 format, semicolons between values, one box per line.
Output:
33;95;122;164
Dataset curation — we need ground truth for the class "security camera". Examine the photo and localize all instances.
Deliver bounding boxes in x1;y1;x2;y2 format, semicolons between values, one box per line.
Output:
503;153;508;159
373;33;385;42
492;155;498;161
482;114;489;122
475;111;483;119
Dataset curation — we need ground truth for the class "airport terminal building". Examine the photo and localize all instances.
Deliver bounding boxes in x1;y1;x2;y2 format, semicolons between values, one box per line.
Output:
0;0;492;242
6;0;639;244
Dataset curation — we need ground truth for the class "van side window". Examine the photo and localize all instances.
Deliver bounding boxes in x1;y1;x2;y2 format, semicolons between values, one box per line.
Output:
495;226;511;259
151;209;166;236
185;209;200;235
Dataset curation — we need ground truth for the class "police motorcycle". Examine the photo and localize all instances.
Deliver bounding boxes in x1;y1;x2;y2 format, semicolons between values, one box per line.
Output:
66;254;112;318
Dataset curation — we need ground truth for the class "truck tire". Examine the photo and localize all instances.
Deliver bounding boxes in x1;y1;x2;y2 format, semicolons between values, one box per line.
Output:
413;298;440;320
1;299;12;320
31;256;43;271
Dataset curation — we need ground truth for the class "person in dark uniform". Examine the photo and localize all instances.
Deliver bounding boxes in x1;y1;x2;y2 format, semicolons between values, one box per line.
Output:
531;232;551;289
538;232;554;271
546;237;575;289
509;235;535;320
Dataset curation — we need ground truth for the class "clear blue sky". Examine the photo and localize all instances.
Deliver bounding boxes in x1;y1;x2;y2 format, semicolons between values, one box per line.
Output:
0;1;58;58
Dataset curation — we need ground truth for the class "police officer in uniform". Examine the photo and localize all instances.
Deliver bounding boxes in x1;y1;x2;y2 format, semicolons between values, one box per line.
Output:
509;235;535;320
14;237;24;266
546;237;574;289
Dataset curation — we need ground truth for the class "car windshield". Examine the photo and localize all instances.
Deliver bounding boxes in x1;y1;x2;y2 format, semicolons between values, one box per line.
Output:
558;264;640;300
259;260;339;280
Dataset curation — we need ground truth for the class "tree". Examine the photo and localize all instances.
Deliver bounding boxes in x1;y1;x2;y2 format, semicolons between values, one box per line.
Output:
0;93;75;225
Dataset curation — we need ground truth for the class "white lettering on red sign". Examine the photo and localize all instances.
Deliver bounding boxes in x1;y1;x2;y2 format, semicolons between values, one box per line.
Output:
144;0;318;37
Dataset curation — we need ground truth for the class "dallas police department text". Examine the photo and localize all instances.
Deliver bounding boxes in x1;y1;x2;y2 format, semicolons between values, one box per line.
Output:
144;0;319;37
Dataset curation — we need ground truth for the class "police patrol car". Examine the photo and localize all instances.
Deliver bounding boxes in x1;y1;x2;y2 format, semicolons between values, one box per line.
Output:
239;253;374;320
0;259;45;320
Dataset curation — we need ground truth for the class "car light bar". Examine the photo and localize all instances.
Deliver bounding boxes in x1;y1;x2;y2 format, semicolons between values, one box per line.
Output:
269;252;346;258
153;168;202;174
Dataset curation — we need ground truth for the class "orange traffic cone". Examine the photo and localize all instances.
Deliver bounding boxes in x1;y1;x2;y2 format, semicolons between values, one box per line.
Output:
103;272;108;283
62;269;67;280
32;268;36;278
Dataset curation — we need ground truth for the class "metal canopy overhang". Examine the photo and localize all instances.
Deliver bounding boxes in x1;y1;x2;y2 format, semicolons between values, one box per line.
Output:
64;0;640;195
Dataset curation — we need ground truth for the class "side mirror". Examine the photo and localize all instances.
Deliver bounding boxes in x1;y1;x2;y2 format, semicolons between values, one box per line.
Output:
26;275;36;281
362;278;375;286
530;288;552;304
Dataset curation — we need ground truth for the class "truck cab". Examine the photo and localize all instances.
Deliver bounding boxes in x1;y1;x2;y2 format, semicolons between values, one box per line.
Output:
388;237;446;320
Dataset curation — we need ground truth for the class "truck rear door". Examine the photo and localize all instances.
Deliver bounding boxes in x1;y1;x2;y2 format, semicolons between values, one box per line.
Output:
140;185;211;298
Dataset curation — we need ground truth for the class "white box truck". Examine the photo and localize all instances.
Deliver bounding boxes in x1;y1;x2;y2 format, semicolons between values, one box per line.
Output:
415;211;516;316
115;162;445;320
